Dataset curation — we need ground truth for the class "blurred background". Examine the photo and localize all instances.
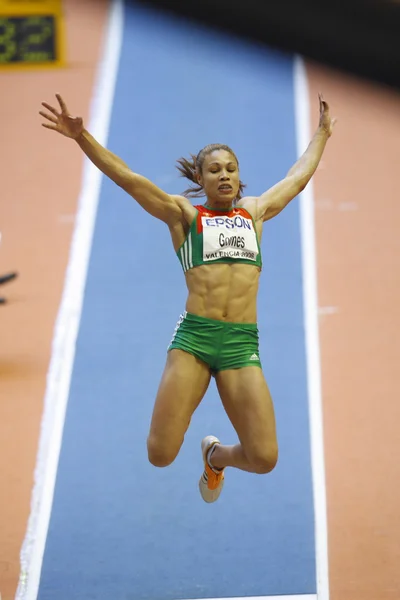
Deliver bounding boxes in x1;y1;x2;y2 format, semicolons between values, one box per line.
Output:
0;1;399;600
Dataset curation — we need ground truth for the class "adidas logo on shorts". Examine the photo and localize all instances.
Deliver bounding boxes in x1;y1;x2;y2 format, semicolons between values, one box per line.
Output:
250;353;259;361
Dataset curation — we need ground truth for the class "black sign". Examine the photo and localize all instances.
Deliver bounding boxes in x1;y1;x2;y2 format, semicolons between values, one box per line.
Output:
0;15;56;64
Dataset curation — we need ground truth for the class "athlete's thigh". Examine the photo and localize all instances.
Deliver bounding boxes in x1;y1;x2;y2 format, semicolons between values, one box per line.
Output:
149;349;211;448
215;367;278;455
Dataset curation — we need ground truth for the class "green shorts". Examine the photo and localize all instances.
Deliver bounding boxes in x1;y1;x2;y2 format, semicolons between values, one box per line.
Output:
168;311;262;374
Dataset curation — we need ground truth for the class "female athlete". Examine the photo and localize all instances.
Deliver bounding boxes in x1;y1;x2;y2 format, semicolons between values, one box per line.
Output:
40;93;335;503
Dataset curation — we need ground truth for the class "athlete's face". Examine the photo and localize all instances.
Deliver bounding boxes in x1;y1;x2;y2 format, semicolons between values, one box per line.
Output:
197;150;240;204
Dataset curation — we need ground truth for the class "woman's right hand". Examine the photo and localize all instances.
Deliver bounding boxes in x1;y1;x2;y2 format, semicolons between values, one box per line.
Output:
39;94;84;139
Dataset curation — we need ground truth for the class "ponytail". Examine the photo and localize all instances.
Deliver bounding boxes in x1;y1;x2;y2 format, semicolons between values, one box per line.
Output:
175;154;205;199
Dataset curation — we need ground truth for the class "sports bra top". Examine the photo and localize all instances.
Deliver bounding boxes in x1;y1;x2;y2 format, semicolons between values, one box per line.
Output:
176;204;262;273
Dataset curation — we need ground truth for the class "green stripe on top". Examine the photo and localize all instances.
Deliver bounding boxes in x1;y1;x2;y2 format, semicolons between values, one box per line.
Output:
179;231;194;273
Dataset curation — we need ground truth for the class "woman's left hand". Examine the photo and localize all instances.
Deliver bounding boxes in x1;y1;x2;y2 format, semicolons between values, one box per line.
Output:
318;93;337;137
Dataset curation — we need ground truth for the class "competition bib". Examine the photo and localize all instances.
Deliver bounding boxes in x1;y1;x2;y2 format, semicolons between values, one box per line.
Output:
201;214;259;262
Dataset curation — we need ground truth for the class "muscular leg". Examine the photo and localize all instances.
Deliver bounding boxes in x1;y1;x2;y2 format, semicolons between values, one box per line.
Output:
147;349;211;467
212;367;278;474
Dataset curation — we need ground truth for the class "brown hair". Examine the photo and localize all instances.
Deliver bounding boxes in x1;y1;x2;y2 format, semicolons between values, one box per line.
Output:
176;143;246;200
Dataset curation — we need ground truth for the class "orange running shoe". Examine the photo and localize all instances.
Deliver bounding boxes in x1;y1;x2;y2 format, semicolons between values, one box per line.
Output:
199;436;225;503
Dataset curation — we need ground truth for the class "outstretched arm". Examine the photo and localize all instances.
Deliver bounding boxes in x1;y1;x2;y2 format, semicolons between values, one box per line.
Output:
243;94;336;222
40;94;183;225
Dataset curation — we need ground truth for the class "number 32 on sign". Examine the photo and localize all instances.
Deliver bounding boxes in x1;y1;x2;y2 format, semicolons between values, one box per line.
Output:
0;0;65;69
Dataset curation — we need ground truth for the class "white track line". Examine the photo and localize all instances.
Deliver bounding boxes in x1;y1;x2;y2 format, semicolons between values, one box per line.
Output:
15;2;124;599
294;55;330;600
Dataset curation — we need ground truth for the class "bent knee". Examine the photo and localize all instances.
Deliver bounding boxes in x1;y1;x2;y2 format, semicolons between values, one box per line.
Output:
147;435;181;468
247;444;279;475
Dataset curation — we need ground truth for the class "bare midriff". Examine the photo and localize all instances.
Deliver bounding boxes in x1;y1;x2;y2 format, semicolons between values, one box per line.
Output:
184;262;261;323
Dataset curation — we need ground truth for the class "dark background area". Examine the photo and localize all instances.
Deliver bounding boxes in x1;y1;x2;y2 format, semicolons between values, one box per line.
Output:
134;0;400;91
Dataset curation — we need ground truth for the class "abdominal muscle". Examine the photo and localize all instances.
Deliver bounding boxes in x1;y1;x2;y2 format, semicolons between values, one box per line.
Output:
184;262;260;323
